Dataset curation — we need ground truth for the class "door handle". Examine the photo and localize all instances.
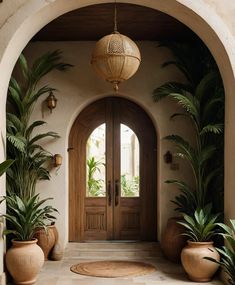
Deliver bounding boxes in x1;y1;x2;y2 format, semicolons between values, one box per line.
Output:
108;181;112;206
115;180;119;206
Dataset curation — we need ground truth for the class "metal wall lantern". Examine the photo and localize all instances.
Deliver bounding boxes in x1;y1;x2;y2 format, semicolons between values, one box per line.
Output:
53;154;62;167
164;151;173;164
47;91;57;113
91;2;141;91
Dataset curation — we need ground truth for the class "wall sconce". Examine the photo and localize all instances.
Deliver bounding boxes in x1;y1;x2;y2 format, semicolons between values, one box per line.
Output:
53;154;62;167
46;91;57;113
164;151;173;164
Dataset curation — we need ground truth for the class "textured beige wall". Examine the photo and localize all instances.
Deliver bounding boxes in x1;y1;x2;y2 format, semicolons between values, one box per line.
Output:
0;0;27;27
24;41;194;246
201;0;235;37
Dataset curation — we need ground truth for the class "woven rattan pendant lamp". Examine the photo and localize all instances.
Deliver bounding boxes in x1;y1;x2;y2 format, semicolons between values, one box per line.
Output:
91;2;141;91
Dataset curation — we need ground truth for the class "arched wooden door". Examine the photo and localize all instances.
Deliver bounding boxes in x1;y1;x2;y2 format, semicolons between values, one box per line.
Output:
69;97;157;241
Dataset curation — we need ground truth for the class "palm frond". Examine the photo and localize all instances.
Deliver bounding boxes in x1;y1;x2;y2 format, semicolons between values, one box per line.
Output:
164;135;197;170
195;71;218;100
26;121;46;139
0;160;14;177
7;134;26;152
29;132;60;145
169;92;200;121
18;54;30;81
153;82;191;102
9;77;22;98
199;145;216;166
30;50;72;86
200;124;223;136
24;86;56;111
6;113;24;133
8;86;24;116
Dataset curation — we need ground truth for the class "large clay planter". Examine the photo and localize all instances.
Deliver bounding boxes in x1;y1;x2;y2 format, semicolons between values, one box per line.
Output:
34;225;56;260
6;239;44;285
181;240;220;282
161;217;187;262
50;224;64;261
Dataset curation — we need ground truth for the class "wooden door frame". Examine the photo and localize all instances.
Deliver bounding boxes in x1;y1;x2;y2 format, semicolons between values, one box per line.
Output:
69;97;158;241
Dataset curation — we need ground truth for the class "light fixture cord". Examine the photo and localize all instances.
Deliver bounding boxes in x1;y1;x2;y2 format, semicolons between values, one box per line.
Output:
114;0;118;32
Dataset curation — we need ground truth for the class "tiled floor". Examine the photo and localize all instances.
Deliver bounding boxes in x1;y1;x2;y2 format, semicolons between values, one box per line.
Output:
33;243;223;285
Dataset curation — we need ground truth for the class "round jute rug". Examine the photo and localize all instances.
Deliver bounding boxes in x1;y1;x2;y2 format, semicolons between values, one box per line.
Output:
70;260;156;278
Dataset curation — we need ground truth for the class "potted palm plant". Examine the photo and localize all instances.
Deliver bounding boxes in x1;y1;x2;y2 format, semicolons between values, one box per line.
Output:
179;205;220;282
6;51;71;262
153;40;224;262
204;220;235;285
2;194;57;285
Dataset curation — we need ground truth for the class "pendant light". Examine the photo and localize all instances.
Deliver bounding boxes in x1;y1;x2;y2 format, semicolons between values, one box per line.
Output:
91;1;141;91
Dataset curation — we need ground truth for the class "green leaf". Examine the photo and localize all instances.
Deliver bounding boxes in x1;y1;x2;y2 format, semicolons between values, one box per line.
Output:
8;86;24;115
153;82;192;102
0;160;14;177
7;134;26;152
2;194;58;240
18;54;30;80
200;124;223;136
195;71;218;100
26;121;46;139
29;132;60;145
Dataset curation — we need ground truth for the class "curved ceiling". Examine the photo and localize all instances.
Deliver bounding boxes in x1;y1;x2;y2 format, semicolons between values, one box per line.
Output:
32;3;196;41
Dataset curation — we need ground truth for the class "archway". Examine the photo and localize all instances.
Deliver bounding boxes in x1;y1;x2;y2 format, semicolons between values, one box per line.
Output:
0;0;235;279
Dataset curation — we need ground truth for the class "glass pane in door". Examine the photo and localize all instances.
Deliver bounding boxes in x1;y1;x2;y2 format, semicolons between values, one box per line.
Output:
86;124;106;197
120;124;140;197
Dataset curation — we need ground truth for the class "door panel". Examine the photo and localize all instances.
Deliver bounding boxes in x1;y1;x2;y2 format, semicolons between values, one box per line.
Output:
69;100;110;241
84;198;107;240
69;97;157;241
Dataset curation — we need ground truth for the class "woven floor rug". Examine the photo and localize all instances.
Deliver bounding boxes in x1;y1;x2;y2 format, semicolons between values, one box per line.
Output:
70;260;156;278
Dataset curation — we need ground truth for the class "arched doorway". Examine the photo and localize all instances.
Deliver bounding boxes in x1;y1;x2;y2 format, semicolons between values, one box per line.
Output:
69;97;157;241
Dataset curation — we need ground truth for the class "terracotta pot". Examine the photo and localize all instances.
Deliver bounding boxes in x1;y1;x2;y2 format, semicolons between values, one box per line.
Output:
51;242;64;261
6;239;44;285
34;225;56;260
181;240;220;282
50;225;64;261
161;217;187;262
51;224;58;243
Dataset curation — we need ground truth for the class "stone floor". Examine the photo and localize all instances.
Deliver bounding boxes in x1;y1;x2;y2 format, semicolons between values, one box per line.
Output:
31;242;223;285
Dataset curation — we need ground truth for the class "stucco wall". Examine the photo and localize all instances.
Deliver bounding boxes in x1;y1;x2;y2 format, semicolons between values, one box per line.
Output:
0;1;235;283
23;41;194;246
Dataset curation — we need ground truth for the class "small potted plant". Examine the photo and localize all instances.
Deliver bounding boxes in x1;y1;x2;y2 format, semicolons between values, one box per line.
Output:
205;219;235;285
178;205;220;282
1;194;58;285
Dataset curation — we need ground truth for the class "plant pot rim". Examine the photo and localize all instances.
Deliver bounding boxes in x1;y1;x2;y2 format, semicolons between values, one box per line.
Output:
187;240;214;246
36;224;55;229
11;238;38;244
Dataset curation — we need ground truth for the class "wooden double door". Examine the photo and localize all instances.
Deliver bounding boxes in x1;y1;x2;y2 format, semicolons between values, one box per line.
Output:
69;97;157;241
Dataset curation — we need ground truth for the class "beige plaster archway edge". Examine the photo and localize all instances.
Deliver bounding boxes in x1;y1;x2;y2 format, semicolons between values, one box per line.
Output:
0;0;235;229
